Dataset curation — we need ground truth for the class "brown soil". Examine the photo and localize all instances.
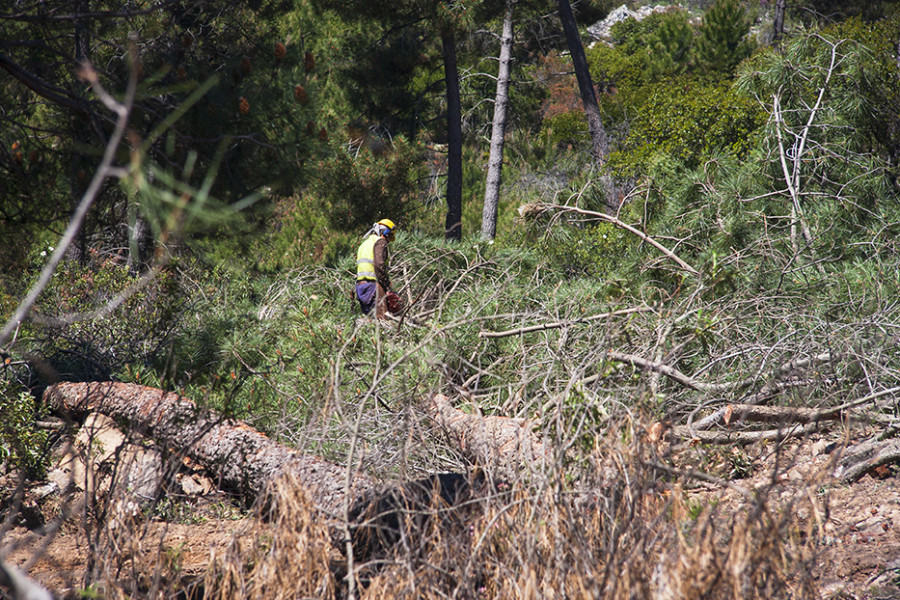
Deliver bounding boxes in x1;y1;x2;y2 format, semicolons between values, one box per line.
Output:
681;430;900;599
3;432;900;599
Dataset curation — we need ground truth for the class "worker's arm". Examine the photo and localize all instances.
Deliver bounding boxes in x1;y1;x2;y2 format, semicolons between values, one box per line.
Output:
373;238;391;290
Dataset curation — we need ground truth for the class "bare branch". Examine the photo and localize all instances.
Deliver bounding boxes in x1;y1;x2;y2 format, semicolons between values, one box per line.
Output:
0;59;137;347
478;306;655;339
534;203;700;275
0;559;53;600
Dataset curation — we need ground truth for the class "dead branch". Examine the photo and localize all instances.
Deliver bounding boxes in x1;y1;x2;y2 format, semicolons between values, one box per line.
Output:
599;351;835;396
534;203;700;276
673;421;823;446
478;306;655;339
646;461;753;500
0;62;137;347
689;386;900;431
0;559;53;600
606;351;710;391
838;437;900;483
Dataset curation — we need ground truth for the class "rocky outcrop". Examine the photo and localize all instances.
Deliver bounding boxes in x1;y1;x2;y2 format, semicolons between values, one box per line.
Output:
587;4;681;43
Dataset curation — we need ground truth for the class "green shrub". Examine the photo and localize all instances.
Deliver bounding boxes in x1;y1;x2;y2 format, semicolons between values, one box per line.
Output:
608;77;765;177
310;136;425;233
541;111;590;148
30;256;185;382
0;384;48;477
541;221;634;280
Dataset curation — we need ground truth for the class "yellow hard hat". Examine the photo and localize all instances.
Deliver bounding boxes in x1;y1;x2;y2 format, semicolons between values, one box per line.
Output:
378;218;396;230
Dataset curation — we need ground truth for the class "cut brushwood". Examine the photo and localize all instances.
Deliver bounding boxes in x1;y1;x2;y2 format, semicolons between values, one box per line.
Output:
42;381;496;566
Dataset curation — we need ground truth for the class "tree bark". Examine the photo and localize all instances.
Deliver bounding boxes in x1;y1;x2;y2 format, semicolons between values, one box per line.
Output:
556;0;608;163
442;30;463;242
426;393;552;481
772;0;786;45
480;0;515;241
69;0;93;265
43;381;377;517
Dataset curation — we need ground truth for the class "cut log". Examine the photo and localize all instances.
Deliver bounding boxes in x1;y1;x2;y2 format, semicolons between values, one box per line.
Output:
43;382;501;568
426;393;553;480
837;436;900;483
44;381;376;517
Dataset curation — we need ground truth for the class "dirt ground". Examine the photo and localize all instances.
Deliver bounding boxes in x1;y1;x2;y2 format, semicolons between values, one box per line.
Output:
3;430;900;599
680;429;900;599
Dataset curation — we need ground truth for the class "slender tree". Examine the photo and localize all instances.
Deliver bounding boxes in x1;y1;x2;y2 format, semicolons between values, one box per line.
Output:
443;29;464;241
556;0;608;161
773;0;786;45
481;0;515;240
314;0;475;240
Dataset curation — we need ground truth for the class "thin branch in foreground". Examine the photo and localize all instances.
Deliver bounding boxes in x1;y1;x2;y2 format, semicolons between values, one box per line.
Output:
0;60;136;348
0;559;53;600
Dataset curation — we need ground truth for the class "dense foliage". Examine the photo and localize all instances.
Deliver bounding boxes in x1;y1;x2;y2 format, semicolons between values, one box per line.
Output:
2;3;900;595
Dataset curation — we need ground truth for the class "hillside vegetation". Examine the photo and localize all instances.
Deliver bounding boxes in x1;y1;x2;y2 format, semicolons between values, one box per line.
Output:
2;0;900;598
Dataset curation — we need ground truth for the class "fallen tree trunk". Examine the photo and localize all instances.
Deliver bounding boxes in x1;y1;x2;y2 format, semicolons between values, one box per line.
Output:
426;393;553;481
44;381;375;517
44;382;505;571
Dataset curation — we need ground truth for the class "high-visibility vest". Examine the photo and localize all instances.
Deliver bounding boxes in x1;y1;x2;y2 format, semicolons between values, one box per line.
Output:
356;234;380;281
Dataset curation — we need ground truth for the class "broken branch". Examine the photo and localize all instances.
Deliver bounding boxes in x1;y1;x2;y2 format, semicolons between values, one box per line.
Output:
534;203;700;276
478;306;654;339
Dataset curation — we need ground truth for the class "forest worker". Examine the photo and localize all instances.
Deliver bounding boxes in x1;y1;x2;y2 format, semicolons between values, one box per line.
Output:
355;218;396;319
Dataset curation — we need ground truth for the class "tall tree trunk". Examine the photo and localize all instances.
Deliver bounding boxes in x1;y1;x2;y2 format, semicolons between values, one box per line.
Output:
772;0;786;45
68;0;92;264
481;1;515;241
556;0;608;162
442;30;463;242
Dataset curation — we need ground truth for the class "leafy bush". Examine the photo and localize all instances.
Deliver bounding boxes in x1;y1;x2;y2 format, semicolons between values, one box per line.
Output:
29;255;185;382
0;384;48;477
608;77;765;177
541;222;633;279
542;111;590;148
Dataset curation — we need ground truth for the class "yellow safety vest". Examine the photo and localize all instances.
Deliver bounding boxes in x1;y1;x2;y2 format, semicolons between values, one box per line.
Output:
356;234;380;282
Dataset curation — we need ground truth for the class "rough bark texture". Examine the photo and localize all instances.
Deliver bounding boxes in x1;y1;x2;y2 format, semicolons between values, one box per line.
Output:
43;381;376;517
426;393;552;481
442;29;463;241
480;0;514;241
772;0;785;44
556;0;609;162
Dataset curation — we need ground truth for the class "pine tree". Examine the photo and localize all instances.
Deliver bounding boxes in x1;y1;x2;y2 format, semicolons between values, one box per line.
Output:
648;10;694;78
694;0;754;75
